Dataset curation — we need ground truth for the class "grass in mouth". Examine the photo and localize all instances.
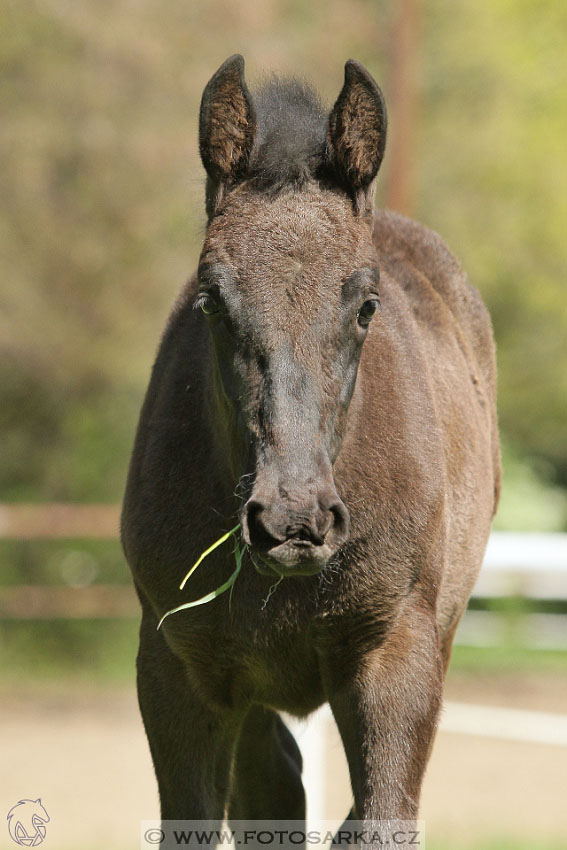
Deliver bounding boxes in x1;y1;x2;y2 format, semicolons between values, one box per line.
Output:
157;524;243;629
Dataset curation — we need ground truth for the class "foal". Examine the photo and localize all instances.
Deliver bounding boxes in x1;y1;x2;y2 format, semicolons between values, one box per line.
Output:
122;55;500;844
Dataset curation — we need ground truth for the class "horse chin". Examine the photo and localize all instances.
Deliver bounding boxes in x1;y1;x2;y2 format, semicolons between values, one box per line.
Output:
251;541;333;577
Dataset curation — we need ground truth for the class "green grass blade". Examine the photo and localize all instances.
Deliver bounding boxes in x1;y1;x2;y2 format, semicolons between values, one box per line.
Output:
229;543;245;612
179;523;241;589
157;557;242;630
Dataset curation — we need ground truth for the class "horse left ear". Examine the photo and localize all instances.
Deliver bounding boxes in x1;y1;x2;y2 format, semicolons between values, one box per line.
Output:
327;60;387;216
199;54;257;219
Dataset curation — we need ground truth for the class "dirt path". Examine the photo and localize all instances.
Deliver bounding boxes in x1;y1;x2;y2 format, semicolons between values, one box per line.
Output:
1;674;566;849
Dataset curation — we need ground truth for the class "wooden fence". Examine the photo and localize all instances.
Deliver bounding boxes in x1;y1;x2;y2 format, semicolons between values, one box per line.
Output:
1;505;566;647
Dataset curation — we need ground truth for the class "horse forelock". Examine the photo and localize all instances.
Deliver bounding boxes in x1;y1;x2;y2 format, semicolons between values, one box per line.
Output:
247;76;328;192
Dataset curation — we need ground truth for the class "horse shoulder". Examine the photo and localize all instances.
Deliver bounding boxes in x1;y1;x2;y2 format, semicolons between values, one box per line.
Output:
373;209;500;505
373;210;495;387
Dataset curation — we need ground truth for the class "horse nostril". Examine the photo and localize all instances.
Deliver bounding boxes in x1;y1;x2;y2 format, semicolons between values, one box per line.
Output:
328;500;350;542
242;499;284;550
285;499;349;548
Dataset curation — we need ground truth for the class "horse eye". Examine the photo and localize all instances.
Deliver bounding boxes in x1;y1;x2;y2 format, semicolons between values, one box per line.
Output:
357;298;380;327
198;294;219;316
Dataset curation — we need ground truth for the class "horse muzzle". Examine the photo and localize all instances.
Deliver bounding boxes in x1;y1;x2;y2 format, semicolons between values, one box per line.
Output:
241;486;350;577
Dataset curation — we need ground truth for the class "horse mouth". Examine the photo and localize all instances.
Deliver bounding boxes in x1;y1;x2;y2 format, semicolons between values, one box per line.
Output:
249;541;333;577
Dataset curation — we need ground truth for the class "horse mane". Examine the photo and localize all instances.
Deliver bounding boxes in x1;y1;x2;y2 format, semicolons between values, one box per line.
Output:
247;76;328;192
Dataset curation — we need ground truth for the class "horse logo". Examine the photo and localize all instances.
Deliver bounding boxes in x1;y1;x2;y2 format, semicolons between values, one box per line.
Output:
7;799;50;847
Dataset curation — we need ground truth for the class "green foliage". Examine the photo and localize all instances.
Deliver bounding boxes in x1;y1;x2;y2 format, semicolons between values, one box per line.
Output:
1;0;565;516
0;618;139;682
494;442;567;531
0;539;128;586
450;644;567;674
420;0;567;484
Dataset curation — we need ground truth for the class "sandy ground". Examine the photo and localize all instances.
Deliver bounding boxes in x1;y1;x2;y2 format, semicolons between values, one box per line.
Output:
1;673;566;850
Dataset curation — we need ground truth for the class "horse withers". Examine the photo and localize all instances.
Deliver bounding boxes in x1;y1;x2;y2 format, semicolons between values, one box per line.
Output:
121;55;500;844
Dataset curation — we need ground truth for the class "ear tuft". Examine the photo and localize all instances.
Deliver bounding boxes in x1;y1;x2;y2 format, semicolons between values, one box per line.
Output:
199;55;256;216
327;60;387;213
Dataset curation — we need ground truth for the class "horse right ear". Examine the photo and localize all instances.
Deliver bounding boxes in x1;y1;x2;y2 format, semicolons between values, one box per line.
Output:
199;54;257;219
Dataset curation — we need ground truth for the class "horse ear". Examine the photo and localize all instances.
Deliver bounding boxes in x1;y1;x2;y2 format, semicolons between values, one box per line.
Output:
327;60;387;216
199;54;257;218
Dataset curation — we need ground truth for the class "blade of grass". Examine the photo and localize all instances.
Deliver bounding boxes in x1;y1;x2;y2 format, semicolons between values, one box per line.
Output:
179;524;240;589
229;543;245;612
157;553;242;630
157;526;244;630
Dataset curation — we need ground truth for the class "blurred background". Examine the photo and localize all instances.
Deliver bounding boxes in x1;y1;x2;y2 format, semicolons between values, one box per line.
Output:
1;1;566;849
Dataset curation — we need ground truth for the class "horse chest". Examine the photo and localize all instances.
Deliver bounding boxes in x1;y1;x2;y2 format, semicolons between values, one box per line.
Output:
170;609;326;715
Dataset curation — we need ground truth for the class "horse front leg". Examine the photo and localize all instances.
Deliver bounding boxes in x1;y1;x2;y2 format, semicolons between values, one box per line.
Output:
136;606;241;824
227;705;305;823
226;705;306;849
324;604;443;849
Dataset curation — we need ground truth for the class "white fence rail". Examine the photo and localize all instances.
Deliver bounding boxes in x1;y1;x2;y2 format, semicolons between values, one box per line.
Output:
475;531;567;599
456;531;567;649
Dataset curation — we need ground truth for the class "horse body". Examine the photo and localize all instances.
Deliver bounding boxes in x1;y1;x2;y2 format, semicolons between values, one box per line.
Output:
122;56;499;839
